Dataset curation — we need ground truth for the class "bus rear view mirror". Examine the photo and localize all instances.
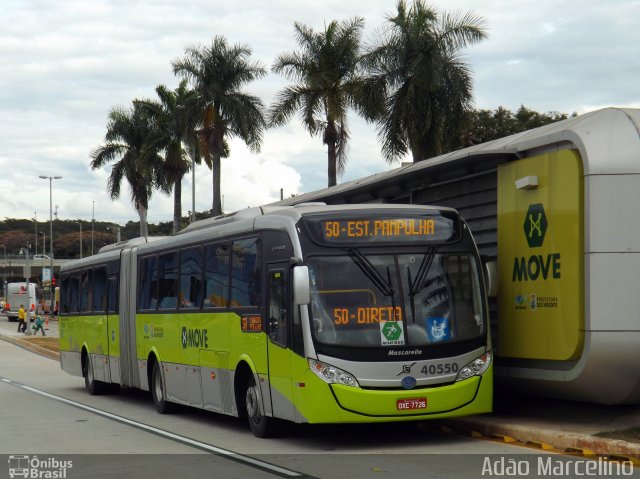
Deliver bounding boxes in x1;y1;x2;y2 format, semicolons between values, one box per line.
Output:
484;260;498;297
293;266;311;305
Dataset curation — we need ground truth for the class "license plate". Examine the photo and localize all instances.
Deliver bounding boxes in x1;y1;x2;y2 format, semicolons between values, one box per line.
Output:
396;398;427;411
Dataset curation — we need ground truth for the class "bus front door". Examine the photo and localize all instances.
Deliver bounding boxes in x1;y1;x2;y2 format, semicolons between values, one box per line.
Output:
266;265;295;421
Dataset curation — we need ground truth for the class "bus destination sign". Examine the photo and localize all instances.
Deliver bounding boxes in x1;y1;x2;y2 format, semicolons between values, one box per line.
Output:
241;315;263;332
303;213;460;245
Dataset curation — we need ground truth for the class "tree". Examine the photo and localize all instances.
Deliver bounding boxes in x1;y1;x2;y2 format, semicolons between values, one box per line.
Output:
270;17;374;187
136;80;201;234
172;36;267;216
0;230;32;256
363;0;487;163
455;106;576;150
90;104;165;237
55;231;113;259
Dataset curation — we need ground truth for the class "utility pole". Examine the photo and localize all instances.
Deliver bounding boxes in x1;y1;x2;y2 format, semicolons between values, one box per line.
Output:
91;200;95;256
33;212;37;256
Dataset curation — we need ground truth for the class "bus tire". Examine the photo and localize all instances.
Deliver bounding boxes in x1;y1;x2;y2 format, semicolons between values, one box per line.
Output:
151;361;173;414
83;355;105;396
245;375;276;438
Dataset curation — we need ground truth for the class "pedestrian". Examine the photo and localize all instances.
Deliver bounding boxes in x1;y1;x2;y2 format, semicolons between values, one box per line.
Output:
17;304;27;333
32;314;46;336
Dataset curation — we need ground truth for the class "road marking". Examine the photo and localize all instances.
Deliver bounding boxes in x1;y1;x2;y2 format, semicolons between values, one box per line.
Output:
1;376;311;478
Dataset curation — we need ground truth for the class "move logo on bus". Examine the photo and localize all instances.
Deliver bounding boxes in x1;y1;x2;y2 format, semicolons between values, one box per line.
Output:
512;203;561;283
181;327;209;349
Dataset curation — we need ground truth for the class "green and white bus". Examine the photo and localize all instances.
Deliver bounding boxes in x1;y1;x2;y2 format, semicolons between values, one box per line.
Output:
59;203;493;437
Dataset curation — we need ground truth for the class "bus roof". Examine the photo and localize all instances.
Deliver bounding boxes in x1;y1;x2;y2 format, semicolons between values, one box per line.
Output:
61;204;460;271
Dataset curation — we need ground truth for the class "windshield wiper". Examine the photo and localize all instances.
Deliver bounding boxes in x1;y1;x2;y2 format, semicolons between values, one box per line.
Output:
408;246;437;297
348;248;394;297
407;246;437;322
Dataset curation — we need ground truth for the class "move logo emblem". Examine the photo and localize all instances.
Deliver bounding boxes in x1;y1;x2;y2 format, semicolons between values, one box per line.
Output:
181;326;209;349
523;203;547;248
512;202;561;283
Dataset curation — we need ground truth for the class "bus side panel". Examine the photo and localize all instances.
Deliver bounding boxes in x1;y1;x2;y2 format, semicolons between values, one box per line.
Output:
59;314;83;377
107;313;121;384
135;310;267;413
84;312;110;382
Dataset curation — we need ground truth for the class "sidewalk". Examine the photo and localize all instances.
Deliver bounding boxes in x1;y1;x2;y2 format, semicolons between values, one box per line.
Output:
441;390;640;460
0;314;639;459
0;313;59;360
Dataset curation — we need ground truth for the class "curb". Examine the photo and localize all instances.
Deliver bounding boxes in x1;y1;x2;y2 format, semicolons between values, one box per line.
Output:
443;417;640;461
0;333;60;361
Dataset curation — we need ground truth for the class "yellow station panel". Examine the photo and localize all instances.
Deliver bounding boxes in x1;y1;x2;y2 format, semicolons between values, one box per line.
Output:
497;150;584;360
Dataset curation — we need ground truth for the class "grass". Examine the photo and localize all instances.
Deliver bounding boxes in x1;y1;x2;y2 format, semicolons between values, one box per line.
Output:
595;428;640;444
21;336;59;353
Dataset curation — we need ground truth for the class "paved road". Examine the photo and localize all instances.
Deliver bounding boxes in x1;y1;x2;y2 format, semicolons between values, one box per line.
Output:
1;318;637;479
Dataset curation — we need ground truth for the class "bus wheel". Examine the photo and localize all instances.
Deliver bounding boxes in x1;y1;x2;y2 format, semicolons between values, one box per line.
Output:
245;375;275;438
151;362;173;414
83;356;104;396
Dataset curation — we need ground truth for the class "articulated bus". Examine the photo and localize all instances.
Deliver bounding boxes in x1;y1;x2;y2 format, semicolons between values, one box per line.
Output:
59;203;492;437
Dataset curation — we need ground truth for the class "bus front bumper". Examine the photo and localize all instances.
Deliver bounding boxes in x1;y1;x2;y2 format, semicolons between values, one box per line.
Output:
299;365;493;423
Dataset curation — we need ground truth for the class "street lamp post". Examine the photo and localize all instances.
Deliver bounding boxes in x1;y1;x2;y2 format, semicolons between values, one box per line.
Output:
91;200;95;256
0;244;6;301
191;157;196;223
33;212;38;256
75;222;83;258
39;231;45;256
39;175;62;315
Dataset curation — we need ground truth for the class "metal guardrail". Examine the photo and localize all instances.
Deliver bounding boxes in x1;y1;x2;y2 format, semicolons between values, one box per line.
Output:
0;257;70;264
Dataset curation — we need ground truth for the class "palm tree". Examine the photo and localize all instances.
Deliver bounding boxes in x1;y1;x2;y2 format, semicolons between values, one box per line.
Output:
363;0;487;163
172;36;267;216
90;104;164;237
269;18;374;188
136;80;200;233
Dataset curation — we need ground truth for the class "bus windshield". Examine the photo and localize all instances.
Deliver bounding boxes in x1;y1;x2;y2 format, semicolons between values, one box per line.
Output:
307;251;484;348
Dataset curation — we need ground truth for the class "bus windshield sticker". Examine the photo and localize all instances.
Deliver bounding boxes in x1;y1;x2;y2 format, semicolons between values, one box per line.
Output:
425;316;451;342
380;320;405;346
241;315;263;333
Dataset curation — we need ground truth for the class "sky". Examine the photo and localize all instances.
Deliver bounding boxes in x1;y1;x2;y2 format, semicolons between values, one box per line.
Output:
1;0;638;229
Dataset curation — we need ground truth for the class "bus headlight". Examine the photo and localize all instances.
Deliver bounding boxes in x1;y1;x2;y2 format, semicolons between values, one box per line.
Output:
455;352;492;382
308;359;359;387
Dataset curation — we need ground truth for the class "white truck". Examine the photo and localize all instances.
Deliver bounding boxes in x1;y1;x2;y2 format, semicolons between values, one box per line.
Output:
4;282;37;321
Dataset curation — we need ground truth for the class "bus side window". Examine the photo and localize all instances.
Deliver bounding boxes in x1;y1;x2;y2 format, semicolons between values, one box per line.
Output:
80;269;93;313
107;276;118;314
139;256;158;311
61;275;69;314
179;246;203;310
69;276;80;313
93;267;107;313
231;238;260;307
204;243;229;308
158;252;178;310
